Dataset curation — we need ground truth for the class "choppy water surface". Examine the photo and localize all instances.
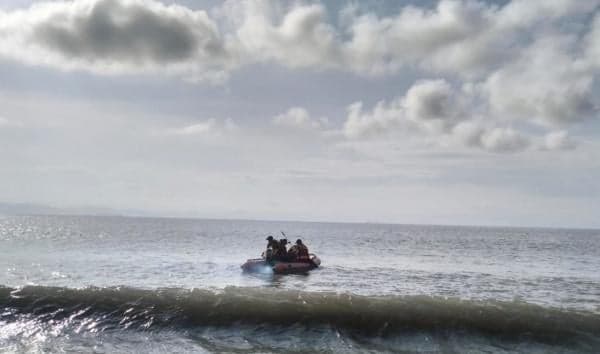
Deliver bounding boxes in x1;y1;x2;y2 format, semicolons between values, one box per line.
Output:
0;215;599;353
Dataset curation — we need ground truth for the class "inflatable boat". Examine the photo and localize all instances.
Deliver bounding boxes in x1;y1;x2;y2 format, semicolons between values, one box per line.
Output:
241;254;321;274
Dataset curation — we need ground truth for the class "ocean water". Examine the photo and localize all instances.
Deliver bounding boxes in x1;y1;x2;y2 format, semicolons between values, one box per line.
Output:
0;215;599;353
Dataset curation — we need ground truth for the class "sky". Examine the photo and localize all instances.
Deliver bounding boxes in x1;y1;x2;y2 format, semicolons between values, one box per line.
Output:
0;0;599;228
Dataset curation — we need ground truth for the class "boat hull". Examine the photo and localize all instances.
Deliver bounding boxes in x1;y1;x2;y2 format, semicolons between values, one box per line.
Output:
241;255;321;274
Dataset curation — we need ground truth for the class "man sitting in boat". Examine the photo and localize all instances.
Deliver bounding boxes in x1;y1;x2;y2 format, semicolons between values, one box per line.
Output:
278;239;291;261
288;239;310;262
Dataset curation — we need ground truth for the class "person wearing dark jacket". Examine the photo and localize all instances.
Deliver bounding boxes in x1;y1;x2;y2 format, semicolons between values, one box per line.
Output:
266;235;278;250
278;239;289;261
265;235;279;261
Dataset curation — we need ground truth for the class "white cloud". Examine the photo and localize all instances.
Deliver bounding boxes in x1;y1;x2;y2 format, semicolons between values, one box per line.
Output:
339;4;600;154
479;127;530;153
341;0;495;76
167;118;237;136
586;13;600;67
343;101;402;139
497;0;596;28
172;119;216;135
1;0;598;82
227;2;340;69
484;34;597;126
272;107;323;130
449;122;531;153
0;0;597;153
340;0;598;78
451;121;485;147
343;79;467;138
342;79;539;153
404;79;465;129
542;130;576;151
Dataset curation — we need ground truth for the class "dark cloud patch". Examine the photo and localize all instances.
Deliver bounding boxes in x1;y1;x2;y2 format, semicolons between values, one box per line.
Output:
31;0;222;65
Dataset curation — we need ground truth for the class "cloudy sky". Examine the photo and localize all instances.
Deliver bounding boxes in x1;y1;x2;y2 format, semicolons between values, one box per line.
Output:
0;0;599;227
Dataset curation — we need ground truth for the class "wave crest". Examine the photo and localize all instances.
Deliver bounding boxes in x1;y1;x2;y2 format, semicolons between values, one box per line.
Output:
1;285;599;341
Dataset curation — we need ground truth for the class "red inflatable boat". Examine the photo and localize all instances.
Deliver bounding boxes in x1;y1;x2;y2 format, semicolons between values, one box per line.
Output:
241;254;321;274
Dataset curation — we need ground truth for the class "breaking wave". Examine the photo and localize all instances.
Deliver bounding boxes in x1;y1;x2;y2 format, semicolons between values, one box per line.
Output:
1;285;599;343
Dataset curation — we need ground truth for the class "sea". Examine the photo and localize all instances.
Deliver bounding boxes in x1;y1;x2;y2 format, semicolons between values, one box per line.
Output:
0;215;599;353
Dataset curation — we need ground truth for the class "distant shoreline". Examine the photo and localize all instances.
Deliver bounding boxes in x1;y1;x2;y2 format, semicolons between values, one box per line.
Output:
2;208;598;231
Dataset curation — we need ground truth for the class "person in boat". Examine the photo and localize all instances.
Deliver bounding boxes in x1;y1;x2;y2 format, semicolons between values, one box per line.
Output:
266;235;278;249
265;235;278;261
266;236;288;261
277;239;290;261
288;239;310;262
